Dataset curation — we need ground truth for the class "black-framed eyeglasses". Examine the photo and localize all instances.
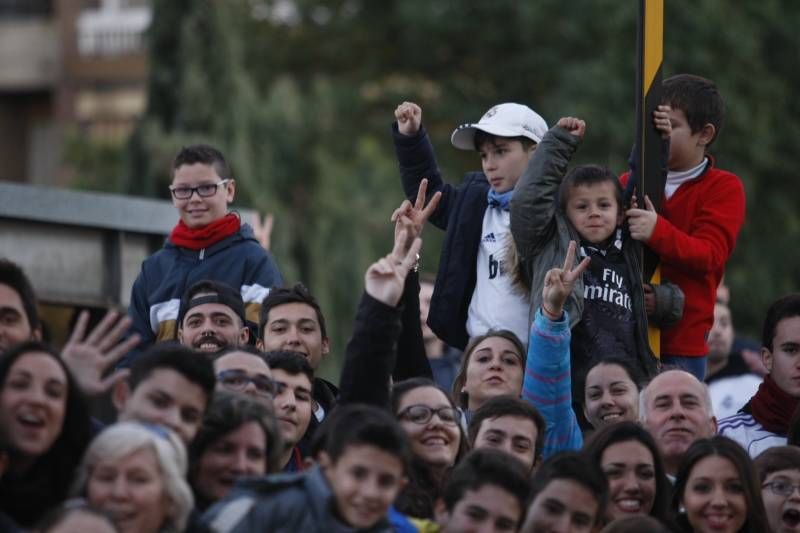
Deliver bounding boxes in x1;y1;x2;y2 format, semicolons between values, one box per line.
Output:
217;370;275;397
763;480;800;497
169;179;230;200
397;404;459;426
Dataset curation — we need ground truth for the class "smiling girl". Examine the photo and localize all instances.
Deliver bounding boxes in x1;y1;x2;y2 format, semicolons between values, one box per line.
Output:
0;341;92;527
584;422;672;527
673;436;769;533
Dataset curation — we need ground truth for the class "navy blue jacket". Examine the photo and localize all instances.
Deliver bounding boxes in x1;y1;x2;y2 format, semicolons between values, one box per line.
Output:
201;466;397;533
393;123;489;350
125;222;282;365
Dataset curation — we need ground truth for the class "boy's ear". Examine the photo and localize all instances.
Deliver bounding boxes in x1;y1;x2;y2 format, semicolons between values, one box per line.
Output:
434;498;450;527
698;123;716;147
239;326;250;345
762;346;774;373
31;326;42;341
256;338;264;350
112;380;131;413
225;179;236;203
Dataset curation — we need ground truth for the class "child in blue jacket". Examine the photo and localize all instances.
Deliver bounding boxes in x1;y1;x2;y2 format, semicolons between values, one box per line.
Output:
393;101;547;350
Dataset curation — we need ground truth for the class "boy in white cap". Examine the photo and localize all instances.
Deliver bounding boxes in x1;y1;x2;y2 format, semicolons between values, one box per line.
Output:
392;101;547;350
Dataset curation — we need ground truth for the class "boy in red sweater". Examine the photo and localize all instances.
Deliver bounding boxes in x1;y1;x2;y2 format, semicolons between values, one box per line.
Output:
625;74;745;380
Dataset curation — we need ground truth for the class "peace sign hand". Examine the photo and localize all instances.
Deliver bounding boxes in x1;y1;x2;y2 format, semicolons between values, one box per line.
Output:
365;229;424;307
390;178;441;258
542;241;590;319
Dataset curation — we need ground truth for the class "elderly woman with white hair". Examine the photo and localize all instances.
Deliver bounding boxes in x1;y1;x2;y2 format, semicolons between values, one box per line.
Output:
71;422;193;533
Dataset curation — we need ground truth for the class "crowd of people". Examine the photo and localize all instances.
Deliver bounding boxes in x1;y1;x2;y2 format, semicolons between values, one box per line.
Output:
0;72;798;532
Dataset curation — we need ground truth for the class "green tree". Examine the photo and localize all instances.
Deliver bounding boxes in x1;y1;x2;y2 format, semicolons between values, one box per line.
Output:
118;0;800;377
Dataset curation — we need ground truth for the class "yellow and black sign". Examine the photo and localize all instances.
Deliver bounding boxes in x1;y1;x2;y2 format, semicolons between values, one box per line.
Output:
634;0;664;355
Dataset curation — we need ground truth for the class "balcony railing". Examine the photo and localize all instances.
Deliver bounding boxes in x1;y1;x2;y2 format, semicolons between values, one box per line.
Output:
76;2;151;57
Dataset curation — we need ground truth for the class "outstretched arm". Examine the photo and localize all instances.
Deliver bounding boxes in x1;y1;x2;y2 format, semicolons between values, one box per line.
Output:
392;101;453;230
338;230;422;407
522;241;589;457
392;180;441;382
510;118;584;262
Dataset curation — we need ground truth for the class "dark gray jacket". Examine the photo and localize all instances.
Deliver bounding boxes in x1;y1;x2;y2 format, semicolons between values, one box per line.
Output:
201;466;396;533
510;126;672;379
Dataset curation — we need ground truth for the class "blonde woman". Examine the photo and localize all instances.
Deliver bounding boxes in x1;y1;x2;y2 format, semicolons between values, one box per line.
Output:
72;422;193;533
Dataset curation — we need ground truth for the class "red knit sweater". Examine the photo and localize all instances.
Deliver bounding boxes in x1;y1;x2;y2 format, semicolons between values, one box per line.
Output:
622;163;745;356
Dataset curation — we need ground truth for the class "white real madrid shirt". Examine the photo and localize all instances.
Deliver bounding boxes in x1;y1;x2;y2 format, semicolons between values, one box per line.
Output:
466;206;530;346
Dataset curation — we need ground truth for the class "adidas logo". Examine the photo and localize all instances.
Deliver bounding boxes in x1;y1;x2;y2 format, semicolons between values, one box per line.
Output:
483;232;496;243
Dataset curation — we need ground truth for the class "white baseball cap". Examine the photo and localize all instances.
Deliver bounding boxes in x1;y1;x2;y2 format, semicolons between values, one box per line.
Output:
450;103;548;151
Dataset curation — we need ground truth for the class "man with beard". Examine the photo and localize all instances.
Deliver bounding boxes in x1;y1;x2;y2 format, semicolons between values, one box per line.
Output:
177;280;250;355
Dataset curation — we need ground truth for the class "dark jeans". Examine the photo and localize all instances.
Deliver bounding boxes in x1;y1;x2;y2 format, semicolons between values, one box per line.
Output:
661;354;707;381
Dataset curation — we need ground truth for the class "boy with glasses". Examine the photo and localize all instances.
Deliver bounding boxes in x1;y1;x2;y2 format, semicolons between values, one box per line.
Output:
754;446;800;532
125;144;282;364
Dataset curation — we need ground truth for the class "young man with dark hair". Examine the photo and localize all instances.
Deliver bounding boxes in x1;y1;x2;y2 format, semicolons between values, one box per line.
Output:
435;448;531;533
259;283;337;427
177;279;250;354
468;395;545;473
521;452;608;533
264;350;315;471
0;258;41;354
202;404;409;532
719;293;800;456
126;143;282;364
259;283;330;369
112;343;216;444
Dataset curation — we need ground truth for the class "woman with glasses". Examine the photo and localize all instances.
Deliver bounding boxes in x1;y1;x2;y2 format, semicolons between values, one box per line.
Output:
188;392;283;513
391;377;468;520
754;446;800;533
672;436;769;533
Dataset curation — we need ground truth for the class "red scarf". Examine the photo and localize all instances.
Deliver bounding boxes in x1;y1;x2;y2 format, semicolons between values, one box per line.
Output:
169;213;241;250
748;374;800;435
